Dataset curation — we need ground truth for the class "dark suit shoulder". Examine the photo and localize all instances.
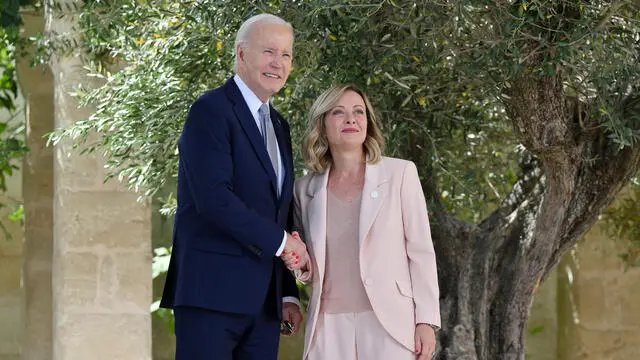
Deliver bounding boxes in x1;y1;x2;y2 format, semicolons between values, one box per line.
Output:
184;86;233;127
191;86;228;109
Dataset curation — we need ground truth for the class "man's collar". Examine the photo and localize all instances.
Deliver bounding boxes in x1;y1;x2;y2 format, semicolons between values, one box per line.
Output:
233;74;269;115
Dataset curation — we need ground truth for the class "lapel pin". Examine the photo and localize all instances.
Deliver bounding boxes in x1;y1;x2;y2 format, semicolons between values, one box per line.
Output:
371;190;379;199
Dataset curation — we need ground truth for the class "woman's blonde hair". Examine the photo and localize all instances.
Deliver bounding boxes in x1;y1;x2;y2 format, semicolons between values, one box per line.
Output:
302;84;384;173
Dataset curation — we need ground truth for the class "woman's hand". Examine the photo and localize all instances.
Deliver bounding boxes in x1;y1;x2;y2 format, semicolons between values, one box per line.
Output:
283;232;313;283
415;324;436;359
281;231;308;270
292;232;313;282
293;255;312;283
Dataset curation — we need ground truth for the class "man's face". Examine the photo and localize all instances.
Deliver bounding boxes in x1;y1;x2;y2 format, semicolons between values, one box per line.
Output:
236;23;293;102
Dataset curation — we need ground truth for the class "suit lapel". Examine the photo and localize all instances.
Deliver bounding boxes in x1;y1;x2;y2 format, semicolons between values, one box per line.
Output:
271;108;291;207
224;79;278;196
306;171;329;279
359;160;388;247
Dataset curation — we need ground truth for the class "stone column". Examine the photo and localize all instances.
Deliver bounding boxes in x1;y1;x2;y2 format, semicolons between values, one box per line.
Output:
17;10;55;360
45;2;152;359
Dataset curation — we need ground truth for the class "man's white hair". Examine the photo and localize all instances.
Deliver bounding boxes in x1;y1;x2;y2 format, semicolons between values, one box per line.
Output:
233;13;294;71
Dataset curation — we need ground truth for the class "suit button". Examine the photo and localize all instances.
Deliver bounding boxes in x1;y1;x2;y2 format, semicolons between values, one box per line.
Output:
364;279;372;286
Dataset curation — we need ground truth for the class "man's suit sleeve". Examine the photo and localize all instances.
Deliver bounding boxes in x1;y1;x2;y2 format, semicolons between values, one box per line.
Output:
178;97;283;258
282;269;299;299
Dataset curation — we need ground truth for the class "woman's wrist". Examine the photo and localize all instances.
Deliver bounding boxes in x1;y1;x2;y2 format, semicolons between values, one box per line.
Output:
417;323;439;333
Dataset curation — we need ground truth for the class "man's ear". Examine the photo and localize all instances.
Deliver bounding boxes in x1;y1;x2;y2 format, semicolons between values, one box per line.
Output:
236;45;245;63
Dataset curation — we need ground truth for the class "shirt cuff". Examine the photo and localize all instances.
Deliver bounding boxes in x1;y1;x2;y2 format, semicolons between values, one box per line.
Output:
283;296;301;309
275;231;287;256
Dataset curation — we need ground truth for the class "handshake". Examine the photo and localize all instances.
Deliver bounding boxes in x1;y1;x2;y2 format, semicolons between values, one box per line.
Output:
280;231;310;274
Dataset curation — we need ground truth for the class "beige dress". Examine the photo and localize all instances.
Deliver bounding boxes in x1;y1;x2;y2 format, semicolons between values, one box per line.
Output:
305;191;415;360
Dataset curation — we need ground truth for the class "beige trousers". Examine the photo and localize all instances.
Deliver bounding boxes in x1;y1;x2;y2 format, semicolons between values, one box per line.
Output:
305;311;415;360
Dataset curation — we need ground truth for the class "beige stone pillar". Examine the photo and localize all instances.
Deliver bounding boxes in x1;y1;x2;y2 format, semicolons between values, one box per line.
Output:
16;10;55;360
45;1;152;359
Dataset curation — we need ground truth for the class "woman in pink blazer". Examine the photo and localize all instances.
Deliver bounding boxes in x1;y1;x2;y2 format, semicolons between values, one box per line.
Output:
286;84;441;360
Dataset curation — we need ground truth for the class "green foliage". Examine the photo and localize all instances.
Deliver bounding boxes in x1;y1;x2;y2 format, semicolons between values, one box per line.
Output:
1;1;33;234
49;1;640;222
0;29;30;194
0;117;27;192
48;0;527;221
0;1;38;111
0;29;18;111
0;0;29;29
529;325;545;335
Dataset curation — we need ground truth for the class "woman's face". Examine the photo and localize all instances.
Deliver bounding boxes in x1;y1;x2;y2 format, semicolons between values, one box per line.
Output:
323;90;368;151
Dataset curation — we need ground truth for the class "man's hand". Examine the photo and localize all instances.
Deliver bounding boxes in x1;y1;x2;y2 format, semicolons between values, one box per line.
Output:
415;324;437;359
281;302;303;337
281;231;308;271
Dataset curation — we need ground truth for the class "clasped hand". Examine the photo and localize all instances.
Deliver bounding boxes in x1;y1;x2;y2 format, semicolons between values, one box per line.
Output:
280;231;309;271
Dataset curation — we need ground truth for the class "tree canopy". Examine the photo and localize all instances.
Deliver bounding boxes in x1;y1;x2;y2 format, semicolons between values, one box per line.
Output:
51;0;639;215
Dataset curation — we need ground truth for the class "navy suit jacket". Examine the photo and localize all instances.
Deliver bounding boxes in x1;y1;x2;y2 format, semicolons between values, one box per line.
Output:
160;78;298;317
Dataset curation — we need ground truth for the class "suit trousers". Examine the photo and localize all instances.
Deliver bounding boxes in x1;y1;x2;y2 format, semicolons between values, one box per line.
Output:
173;305;280;360
306;311;415;360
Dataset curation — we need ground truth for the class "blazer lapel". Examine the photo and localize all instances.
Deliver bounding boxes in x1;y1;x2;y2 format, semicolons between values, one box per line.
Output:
224;79;278;195
306;171;329;279
359;160;388;247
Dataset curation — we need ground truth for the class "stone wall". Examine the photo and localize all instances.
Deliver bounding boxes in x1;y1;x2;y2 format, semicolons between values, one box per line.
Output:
567;195;640;360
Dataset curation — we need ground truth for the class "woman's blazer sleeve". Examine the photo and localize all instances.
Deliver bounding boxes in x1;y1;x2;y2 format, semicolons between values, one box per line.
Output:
401;161;441;327
292;181;312;283
292;182;305;241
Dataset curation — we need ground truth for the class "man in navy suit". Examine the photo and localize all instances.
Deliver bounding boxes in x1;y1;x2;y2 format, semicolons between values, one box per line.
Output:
160;13;308;360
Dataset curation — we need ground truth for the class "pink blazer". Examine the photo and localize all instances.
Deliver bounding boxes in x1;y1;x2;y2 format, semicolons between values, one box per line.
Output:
293;156;441;358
